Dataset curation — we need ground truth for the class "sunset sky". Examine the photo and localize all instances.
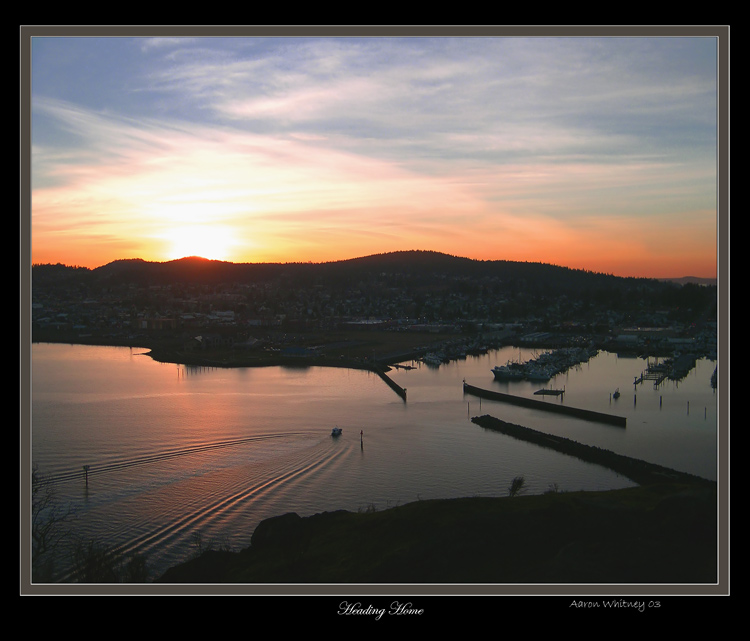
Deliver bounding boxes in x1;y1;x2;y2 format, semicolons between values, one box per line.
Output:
28;31;720;278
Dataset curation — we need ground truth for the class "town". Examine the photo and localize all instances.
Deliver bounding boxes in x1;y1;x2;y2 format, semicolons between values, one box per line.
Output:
30;251;717;379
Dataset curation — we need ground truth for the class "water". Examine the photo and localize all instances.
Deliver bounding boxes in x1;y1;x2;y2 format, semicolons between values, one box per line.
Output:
29;343;718;581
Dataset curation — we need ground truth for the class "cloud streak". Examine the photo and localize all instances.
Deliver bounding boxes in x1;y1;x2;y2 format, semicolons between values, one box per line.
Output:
30;33;718;277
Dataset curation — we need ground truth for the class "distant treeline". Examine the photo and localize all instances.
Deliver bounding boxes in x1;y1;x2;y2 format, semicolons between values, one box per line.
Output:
31;250;716;314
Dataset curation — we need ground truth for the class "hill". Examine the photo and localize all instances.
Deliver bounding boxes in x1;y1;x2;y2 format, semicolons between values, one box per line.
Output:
156;482;716;584
33;250;666;293
32;251;717;323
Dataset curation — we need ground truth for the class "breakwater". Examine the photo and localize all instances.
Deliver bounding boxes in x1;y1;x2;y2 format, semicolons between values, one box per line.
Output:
463;381;626;427
375;366;407;400
471;414;713;486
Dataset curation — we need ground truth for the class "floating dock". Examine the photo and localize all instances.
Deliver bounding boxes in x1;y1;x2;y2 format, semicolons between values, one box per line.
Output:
533;388;565;396
463;382;626;427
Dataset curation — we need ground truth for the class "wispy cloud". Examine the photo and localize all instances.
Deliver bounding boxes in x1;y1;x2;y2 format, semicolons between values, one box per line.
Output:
30;34;718;276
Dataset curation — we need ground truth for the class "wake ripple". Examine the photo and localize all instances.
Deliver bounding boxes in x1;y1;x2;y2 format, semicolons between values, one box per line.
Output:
51;433;354;580
42;432;309;486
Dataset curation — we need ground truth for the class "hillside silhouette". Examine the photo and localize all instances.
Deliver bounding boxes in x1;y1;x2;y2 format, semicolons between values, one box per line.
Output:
32;250;716;317
30;250;668;288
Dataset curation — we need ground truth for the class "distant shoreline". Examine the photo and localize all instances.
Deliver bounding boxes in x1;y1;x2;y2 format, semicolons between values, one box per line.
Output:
31;326;479;371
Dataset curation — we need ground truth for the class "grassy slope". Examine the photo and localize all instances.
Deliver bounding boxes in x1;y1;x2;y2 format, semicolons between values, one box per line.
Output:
157;482;716;584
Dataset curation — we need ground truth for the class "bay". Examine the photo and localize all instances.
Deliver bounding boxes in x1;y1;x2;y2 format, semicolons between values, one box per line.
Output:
29;342;718;581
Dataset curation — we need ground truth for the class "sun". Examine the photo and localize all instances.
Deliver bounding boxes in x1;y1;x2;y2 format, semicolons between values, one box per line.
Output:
166;225;234;262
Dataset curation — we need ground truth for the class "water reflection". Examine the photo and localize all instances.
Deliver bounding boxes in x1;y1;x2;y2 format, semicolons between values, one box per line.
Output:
30;343;717;579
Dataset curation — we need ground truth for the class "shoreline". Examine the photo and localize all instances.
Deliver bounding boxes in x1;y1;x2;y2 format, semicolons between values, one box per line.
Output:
29;337;718;585
31;327;484;371
156;412;716;583
156;479;717;583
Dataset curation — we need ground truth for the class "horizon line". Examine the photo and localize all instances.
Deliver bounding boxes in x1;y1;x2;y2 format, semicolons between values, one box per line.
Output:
30;250;718;282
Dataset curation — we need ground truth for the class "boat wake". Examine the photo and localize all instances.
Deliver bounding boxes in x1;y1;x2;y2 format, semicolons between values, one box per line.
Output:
40;432;311;486
45;431;355;581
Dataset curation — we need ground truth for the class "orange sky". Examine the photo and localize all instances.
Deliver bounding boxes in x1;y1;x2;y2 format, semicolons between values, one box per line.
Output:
28;33;721;279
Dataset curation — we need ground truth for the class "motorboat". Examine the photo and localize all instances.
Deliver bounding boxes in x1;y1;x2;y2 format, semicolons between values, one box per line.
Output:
331;427;342;437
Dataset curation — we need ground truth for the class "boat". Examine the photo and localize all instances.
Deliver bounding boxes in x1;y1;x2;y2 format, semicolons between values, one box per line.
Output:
524;366;552;382
331;427;342;437
422;353;444;367
492;363;524;381
612;388;620;399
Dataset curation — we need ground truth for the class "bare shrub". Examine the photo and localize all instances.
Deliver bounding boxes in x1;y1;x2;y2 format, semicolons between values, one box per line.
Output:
508;475;527;497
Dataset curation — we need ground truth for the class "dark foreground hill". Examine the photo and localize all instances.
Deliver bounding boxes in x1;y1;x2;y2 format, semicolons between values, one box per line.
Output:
156;482;716;584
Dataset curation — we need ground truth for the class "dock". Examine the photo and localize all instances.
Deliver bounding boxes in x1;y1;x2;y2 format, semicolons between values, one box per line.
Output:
641;368;668;387
533;388;565;396
633;356;698;388
463;382;626;427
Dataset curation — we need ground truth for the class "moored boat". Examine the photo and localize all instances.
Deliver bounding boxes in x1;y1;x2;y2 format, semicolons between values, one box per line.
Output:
422;353;443;367
492;363;524;381
524;366;552;382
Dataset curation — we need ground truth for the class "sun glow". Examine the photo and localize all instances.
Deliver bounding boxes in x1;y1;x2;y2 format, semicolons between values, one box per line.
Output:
165;225;236;262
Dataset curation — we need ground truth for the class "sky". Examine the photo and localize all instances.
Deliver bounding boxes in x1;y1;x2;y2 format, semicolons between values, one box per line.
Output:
28;31;720;278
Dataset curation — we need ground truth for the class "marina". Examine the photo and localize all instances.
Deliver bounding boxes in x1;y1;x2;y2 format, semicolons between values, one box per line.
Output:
490;346;598;383
30;342;718;580
633;354;701;388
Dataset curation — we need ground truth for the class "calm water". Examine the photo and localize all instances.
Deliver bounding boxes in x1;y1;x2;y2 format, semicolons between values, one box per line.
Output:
29;343;718;581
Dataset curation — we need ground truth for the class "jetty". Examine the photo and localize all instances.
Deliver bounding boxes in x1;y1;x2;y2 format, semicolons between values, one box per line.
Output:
374;366;407;400
471;415;712;486
463;382;626;427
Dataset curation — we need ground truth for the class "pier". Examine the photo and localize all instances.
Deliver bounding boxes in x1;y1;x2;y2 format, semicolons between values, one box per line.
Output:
638;367;668;387
634;355;697;389
374;366;407;400
463;382;626;427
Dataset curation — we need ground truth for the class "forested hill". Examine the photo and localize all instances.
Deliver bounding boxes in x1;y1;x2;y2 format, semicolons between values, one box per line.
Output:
31;250;635;287
31;250;715;313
